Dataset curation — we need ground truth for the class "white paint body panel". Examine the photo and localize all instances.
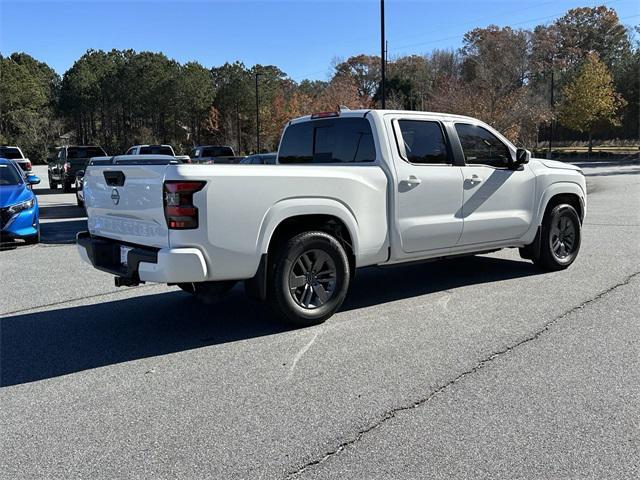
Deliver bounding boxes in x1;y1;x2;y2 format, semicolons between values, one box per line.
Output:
81;111;587;284
458;165;536;246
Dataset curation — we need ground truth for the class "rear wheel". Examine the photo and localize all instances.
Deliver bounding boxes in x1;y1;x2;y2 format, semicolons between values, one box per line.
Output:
48;173;58;189
62;180;72;193
268;231;350;326
532;203;581;271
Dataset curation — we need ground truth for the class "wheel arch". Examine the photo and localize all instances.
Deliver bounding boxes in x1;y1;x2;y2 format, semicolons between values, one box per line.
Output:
257;198;360;260
246;200;359;301
536;182;586;226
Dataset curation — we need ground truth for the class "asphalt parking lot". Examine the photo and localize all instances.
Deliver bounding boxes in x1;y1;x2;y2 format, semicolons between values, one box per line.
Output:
1;162;639;479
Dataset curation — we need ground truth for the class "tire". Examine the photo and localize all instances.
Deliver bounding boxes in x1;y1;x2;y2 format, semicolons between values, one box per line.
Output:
178;281;236;303
76;194;84;207
62;181;72;193
268;231;350;326
532;203;581;271
48;173;58;189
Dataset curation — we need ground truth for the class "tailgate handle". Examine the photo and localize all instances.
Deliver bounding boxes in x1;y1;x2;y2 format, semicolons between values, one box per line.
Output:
104;171;126;187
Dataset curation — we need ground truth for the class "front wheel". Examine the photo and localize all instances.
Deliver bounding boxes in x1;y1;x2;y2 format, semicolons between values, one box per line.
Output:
268;231;350;326
531;203;581;271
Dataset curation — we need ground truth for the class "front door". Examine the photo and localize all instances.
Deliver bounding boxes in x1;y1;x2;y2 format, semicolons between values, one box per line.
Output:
393;118;464;254
454;123;536;246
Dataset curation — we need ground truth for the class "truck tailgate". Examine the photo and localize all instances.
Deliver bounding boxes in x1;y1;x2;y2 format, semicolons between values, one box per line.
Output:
84;164;169;248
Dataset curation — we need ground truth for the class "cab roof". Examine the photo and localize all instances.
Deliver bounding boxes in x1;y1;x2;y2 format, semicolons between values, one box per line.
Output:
288;109;478;125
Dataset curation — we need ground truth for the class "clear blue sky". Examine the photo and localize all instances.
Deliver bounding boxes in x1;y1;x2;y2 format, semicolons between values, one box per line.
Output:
1;0;638;81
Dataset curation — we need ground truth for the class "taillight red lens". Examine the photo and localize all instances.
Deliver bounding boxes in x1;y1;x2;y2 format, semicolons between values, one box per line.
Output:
25;160;32;171
63;162;70;172
163;181;205;229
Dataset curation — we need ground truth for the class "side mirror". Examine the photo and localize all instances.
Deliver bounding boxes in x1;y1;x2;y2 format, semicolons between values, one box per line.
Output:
26;174;41;185
514;148;530;167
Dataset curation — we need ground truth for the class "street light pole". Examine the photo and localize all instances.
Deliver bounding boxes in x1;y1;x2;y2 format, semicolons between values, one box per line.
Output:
548;69;554;158
380;0;386;109
255;72;261;153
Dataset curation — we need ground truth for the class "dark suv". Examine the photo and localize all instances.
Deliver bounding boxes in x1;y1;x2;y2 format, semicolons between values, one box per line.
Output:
48;145;107;192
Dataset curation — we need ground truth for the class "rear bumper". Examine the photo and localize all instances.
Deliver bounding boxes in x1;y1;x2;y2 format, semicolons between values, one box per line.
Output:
76;231;208;283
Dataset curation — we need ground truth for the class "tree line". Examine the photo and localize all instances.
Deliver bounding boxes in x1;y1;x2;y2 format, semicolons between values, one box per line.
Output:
0;5;638;163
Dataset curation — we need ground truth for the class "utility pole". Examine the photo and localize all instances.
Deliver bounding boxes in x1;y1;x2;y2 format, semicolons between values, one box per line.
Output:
380;0;386;109
255;71;261;153
235;100;241;155
548;69;554;158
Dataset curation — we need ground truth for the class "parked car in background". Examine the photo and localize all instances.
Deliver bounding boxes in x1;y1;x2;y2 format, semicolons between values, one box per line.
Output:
0;158;41;244
240;153;277;165
0;146;32;174
48;145;107;192
189;145;244;164
78;109;587;326
74;170;86;207
125;144;175;156
125;144;191;163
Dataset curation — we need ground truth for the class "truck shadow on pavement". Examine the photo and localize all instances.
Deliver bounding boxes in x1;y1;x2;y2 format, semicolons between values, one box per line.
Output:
1;256;542;387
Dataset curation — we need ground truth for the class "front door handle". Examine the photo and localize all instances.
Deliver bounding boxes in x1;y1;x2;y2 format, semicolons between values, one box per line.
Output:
466;174;482;185
403;175;422;186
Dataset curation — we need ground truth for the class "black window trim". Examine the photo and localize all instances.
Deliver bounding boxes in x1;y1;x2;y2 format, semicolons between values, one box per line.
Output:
453;122;514;170
392;118;457;167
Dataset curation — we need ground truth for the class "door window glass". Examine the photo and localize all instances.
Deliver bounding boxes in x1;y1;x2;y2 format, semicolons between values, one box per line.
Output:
397;120;450;164
455;124;511;168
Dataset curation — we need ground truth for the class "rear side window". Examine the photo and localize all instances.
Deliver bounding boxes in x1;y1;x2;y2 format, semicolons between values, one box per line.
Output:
397;120;450;164
455;124;511;168
140;146;174;155
67;147;107;158
278;118;375;164
0;147;23;159
202;146;234;157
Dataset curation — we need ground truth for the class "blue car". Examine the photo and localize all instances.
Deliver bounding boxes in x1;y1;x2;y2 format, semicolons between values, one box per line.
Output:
0;158;41;244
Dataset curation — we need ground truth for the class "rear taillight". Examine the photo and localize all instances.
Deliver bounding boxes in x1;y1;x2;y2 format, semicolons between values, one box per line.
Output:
63;162;71;172
24;160;32;171
163;181;205;229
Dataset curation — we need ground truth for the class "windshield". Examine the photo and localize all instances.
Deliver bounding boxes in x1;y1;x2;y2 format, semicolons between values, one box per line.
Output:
0;164;23;186
0;147;24;160
140;146;174;155
202;146;234;157
67;147;107;159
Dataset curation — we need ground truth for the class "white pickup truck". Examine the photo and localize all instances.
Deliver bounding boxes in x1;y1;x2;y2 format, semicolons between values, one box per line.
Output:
77;109;586;325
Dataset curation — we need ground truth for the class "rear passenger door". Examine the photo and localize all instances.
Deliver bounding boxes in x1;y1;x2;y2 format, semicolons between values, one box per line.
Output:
392;118;464;254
